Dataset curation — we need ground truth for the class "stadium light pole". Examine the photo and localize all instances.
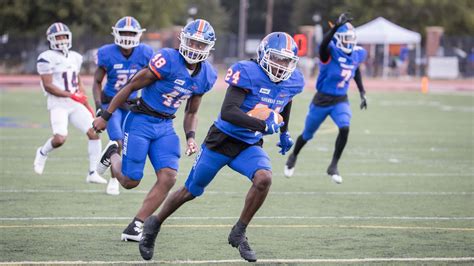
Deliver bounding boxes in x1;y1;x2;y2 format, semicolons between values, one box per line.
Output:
238;0;248;59
265;0;274;36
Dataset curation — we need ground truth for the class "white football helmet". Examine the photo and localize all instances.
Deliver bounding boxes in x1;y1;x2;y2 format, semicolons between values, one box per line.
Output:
112;16;145;49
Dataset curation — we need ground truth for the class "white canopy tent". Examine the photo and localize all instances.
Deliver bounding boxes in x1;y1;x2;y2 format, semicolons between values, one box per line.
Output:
355;17;422;77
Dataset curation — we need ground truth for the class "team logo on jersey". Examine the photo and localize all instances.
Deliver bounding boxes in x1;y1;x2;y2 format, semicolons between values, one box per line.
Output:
338;57;347;63
174;79;185;86
259;88;271;94
113;64;123;69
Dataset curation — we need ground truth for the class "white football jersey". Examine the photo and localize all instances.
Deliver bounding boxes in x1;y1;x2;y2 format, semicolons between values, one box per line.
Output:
37;50;83;109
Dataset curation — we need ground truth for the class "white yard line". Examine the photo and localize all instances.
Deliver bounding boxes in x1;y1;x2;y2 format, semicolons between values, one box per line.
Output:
1;216;473;221
0;188;472;195
0;223;473;231
0;257;473;264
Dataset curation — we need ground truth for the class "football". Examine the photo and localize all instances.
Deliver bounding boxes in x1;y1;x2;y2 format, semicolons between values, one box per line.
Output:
247;107;284;123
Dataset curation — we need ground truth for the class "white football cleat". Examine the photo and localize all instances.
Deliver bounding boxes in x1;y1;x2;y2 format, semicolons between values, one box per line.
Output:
86;171;107;184
34;147;48;175
331;174;343;184
106;177;120;195
284;165;295;178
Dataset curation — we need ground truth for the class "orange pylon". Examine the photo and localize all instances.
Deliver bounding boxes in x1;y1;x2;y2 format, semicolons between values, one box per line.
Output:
421;76;429;94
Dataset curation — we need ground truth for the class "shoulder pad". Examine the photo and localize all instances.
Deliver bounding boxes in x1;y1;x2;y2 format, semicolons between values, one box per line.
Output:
224;60;259;89
195;61;217;94
148;48;176;79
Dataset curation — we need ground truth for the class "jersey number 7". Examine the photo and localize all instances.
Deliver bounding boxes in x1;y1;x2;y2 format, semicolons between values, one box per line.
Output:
337;69;352;88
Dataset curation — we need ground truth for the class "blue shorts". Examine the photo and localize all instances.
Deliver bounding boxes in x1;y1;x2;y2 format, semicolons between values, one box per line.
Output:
102;104;129;141
302;102;352;141
185;145;271;197
121;112;180;181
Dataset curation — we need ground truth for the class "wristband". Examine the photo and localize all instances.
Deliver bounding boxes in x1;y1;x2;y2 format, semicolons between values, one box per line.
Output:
101;110;112;121
185;131;196;140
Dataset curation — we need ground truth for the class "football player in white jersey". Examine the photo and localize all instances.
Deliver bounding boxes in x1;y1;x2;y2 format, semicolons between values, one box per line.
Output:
33;22;106;184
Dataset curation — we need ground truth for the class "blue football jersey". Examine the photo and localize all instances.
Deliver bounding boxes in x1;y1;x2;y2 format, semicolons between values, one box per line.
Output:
215;60;305;144
97;43;153;99
142;48;217;115
316;41;367;96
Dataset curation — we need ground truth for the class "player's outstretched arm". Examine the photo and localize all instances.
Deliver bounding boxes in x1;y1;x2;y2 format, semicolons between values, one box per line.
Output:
320;13;353;62
354;68;367;110
92;67;106;116
183;95;203;156
40;74;72;98
106;67;156;115
220;86;266;132
93;67;157;133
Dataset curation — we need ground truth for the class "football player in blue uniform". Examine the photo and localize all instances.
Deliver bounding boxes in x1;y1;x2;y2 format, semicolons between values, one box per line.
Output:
284;13;367;184
138;32;305;262
92;16;153;196
92;19;217;242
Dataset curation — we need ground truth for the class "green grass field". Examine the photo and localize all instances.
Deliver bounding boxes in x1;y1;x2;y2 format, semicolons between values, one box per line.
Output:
0;88;473;264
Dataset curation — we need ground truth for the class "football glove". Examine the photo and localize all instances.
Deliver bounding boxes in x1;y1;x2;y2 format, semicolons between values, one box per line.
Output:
277;132;294;155
360;92;367;110
70;91;88;104
264;112;284;135
336;12;353;27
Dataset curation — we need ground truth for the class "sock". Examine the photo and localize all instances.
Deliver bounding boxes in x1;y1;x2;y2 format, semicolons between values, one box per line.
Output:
88;139;102;173
292;135;308;157
40;137;55;155
133;217;144;223
331;127;350;166
235;219;248;232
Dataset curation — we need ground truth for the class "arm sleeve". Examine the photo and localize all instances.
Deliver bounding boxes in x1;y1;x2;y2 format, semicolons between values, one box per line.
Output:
319;26;339;63
354;68;365;94
220;85;266;132
279;101;292;133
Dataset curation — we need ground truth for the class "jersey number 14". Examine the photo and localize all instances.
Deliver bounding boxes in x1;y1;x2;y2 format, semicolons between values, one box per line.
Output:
61;71;78;92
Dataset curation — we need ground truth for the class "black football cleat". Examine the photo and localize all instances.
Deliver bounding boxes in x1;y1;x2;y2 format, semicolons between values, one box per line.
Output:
121;218;143;242
327;163;343;184
228;225;257;262
139;216;161;260
284;153;297;178
96;141;118;175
